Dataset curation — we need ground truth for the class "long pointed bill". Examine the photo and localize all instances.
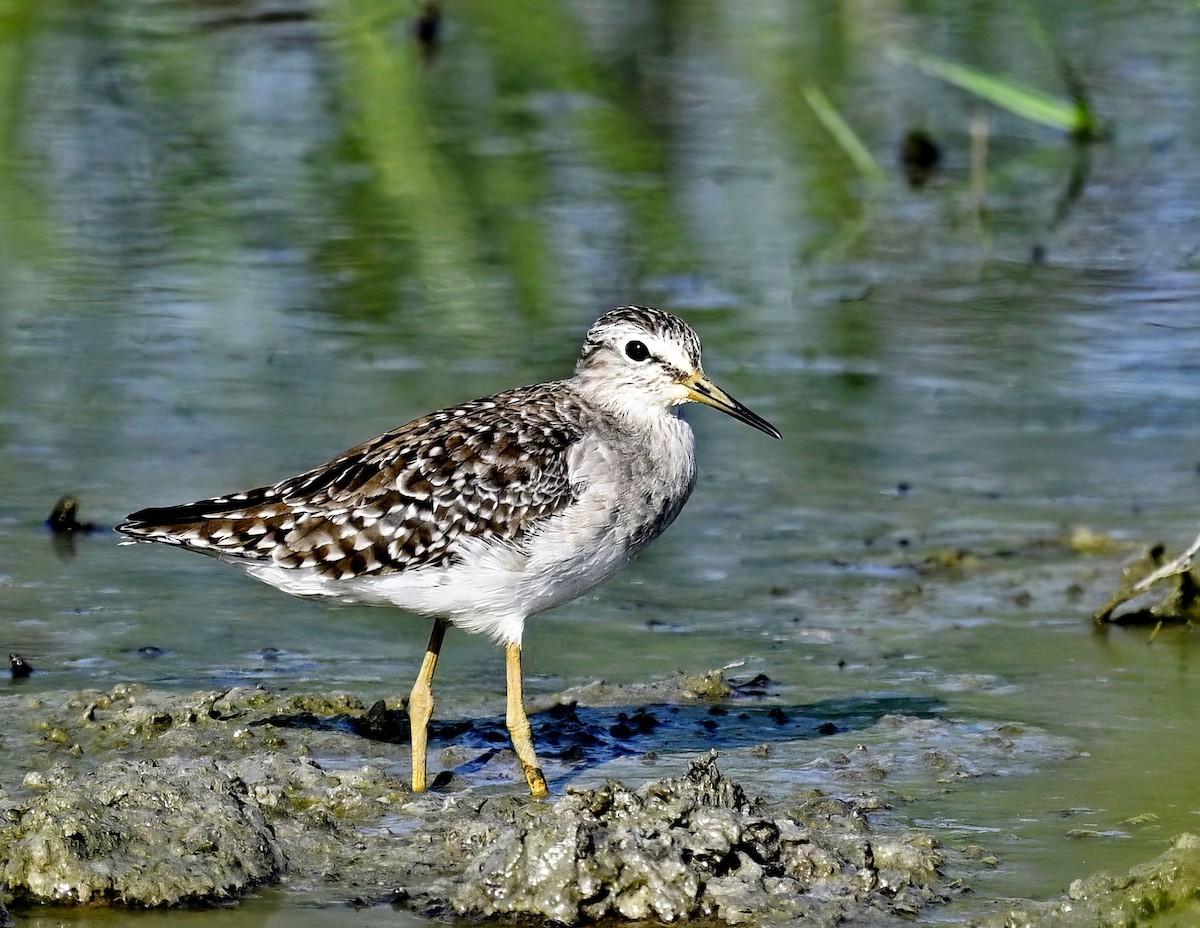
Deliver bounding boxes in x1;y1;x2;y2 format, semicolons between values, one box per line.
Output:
684;372;782;439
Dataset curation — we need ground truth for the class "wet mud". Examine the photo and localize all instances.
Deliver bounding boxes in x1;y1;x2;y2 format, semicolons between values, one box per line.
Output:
0;661;1196;925
389;754;944;925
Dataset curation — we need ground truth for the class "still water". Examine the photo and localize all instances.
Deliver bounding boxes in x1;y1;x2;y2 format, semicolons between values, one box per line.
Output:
3;0;1200;924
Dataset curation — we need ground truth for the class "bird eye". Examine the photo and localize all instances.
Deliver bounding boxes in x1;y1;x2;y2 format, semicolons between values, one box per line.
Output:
624;340;651;362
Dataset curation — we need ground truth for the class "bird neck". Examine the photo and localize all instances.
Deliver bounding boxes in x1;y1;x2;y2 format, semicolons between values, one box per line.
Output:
570;373;682;432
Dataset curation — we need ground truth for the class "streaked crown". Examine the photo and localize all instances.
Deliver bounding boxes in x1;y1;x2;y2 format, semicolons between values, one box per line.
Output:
573;306;705;416
579;306;701;369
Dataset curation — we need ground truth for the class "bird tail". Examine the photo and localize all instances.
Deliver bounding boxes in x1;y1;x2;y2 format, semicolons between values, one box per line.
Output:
116;490;283;561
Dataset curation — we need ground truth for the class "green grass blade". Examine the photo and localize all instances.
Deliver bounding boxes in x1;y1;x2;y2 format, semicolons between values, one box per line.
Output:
1022;11;1100;139
904;49;1092;135
802;84;886;183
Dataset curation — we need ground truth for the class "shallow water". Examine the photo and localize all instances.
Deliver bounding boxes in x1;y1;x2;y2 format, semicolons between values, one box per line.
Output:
4;0;1200;923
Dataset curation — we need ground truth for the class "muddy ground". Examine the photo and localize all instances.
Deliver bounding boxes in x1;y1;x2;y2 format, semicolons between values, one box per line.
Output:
0;659;1198;927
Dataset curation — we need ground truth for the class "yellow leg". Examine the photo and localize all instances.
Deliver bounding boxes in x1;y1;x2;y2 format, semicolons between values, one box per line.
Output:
409;619;447;792
505;642;549;798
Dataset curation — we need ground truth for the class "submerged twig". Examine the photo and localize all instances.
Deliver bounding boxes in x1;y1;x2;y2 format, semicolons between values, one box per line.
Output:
1131;531;1200;595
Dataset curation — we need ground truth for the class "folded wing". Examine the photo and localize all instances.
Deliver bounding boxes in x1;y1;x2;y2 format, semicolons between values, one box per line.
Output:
117;387;586;580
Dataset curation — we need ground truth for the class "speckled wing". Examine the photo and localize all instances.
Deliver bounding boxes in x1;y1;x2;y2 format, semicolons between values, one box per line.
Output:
117;383;588;580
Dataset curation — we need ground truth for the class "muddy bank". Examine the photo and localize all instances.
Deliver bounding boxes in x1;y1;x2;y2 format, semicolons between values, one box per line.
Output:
0;678;953;922
971;833;1200;928
0;675;1196;925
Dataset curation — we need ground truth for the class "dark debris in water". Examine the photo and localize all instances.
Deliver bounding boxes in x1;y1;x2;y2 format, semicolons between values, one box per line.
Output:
250;693;941;781
8;653;33;680
840;526;1120;581
45;496;98;534
45;495;104;559
900;127;941;188
413;0;442;63
729;671;774;697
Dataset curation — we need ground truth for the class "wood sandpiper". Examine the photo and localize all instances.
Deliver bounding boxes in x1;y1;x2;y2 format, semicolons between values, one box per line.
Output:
118;305;780;797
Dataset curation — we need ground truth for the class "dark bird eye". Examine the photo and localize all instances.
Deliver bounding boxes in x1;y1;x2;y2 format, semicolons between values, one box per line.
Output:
624;340;650;362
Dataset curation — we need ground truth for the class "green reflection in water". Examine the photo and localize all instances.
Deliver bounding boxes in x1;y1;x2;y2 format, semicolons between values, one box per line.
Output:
0;0;55;272
325;0;481;321
459;0;695;297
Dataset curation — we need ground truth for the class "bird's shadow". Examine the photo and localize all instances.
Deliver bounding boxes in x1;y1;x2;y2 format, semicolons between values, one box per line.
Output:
251;693;942;786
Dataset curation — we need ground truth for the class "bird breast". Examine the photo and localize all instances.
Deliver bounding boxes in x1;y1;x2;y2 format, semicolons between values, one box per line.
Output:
513;410;698;613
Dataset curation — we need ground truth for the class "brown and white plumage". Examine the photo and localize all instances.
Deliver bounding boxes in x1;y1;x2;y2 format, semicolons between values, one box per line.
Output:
118;305;780;796
120;387;589;607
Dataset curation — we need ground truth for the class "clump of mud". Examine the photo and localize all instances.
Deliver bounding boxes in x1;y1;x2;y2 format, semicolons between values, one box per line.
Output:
394;753;943;925
1;757;282;905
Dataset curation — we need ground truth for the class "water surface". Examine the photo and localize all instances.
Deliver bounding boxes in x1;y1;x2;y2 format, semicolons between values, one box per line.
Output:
3;0;1200;924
